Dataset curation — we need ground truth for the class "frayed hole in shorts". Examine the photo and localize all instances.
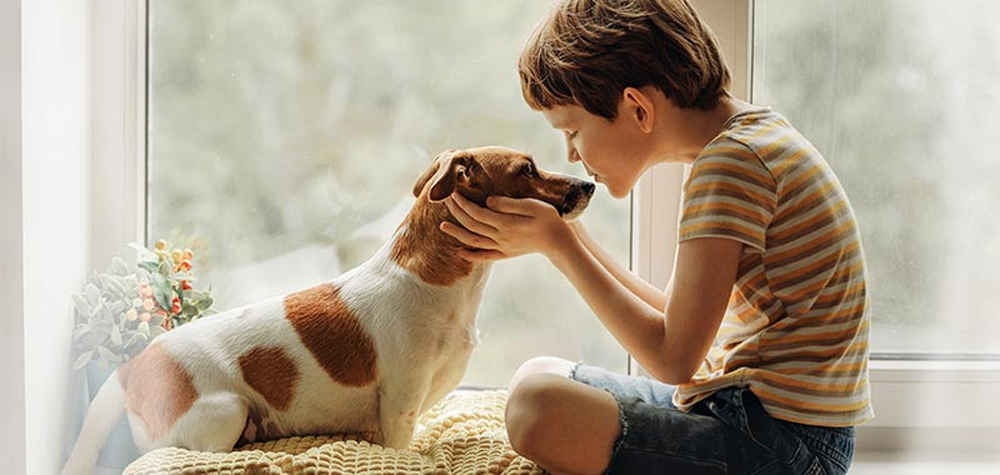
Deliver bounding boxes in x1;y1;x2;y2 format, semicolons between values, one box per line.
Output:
604;389;630;474
568;361;585;381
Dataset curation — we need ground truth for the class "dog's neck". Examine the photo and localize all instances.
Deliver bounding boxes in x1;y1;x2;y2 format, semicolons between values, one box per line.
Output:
389;195;485;287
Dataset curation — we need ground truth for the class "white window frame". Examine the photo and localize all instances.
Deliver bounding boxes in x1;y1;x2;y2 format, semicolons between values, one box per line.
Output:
94;0;1000;455
91;0;147;267
1;0;26;471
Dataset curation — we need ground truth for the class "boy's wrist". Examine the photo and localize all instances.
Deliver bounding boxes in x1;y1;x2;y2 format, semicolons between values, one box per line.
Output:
545;225;585;269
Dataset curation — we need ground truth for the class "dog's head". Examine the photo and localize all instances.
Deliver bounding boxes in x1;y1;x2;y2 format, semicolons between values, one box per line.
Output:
412;146;595;220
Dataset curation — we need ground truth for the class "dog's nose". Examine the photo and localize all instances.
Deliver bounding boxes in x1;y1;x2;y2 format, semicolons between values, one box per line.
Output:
582;182;596;195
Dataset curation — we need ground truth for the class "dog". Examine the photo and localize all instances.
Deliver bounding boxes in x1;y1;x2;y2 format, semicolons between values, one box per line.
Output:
63;145;595;474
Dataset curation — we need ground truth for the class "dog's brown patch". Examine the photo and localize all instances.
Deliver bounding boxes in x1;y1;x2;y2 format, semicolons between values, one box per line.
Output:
239;346;300;411
391;197;474;286
117;343;198;441
285;283;378;386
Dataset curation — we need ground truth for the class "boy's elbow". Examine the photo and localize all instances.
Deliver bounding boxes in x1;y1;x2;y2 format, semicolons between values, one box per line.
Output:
647;358;700;385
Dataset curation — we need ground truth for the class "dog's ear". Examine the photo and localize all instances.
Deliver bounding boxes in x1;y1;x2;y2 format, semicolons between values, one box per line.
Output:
412;160;442;199
413;150;472;202
412;149;455;198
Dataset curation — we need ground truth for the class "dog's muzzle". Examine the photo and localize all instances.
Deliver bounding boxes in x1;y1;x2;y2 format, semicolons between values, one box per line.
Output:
560;181;596;219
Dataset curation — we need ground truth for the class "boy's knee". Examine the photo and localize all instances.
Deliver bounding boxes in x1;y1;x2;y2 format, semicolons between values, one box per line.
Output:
505;373;568;458
508;356;575;392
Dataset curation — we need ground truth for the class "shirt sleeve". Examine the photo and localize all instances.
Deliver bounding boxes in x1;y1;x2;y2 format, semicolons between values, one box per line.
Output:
679;138;777;252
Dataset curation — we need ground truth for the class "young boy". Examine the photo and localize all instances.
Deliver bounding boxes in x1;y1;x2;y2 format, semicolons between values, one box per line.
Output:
440;0;871;473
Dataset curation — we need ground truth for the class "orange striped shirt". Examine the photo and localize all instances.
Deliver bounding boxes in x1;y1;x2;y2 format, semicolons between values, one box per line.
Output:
674;108;873;427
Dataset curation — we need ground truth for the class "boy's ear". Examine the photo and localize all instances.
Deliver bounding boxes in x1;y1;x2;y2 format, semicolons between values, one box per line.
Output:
412;150;472;202
623;87;655;134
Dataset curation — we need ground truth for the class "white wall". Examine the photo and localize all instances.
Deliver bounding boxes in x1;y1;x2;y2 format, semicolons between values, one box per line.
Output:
1;0;26;472
22;0;93;473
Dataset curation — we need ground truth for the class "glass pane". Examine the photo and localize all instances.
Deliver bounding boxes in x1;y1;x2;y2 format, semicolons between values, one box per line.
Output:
753;0;1000;355
147;1;630;387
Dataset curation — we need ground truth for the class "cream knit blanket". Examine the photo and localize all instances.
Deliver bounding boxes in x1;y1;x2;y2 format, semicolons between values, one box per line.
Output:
124;390;544;474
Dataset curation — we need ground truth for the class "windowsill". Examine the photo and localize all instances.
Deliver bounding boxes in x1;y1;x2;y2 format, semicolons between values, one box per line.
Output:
870;358;1000;379
852;451;1000;474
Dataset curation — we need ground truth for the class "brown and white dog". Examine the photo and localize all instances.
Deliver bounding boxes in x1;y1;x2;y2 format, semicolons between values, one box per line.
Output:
63;146;595;475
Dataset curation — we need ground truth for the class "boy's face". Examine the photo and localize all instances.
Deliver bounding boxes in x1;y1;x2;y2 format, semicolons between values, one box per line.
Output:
541;102;651;199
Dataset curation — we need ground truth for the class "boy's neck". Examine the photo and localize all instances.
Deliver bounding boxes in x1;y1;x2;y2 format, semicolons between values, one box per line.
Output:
654;95;756;165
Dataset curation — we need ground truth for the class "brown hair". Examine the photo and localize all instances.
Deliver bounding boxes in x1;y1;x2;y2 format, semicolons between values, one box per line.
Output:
518;0;731;119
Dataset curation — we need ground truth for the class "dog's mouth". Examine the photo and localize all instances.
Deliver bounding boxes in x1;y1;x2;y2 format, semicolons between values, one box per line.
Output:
558;182;596;220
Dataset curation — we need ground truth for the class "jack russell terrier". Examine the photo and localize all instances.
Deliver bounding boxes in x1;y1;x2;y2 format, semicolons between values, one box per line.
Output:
63;146;595;475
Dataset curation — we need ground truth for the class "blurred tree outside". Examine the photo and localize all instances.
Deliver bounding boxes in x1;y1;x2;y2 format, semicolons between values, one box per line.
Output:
148;0;1000;392
148;0;631;387
754;0;1000;354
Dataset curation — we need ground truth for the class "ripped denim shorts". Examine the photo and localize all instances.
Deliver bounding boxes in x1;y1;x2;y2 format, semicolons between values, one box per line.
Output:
571;363;855;474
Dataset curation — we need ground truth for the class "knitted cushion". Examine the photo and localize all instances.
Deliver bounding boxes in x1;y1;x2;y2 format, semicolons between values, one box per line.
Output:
124;390;543;475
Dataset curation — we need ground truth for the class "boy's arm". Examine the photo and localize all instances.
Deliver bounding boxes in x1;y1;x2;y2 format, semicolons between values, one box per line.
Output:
570;220;669;312
441;193;740;383
548;235;741;384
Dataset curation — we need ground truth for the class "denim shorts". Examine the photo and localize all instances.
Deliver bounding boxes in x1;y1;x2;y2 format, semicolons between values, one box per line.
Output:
571;363;855;475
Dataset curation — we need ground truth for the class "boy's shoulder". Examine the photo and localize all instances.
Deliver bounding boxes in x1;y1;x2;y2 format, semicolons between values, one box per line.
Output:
707;107;827;177
716;108;798;150
692;109;790;186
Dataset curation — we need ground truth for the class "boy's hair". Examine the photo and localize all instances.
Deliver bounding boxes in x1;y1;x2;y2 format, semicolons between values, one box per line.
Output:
519;0;731;120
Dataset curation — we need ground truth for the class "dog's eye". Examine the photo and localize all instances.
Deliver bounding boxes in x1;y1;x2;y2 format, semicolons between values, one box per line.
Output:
521;163;536;177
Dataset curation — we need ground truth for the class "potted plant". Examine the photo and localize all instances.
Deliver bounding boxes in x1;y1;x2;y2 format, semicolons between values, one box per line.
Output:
70;239;215;468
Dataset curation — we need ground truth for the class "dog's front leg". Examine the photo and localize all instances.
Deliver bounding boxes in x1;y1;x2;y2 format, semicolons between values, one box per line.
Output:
376;374;432;450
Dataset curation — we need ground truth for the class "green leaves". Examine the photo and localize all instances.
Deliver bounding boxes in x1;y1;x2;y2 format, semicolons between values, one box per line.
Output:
72;351;93;371
150;272;172;311
72;294;91;318
70;240;217;372
84;284;100;307
110;324;123;346
129;242;158;267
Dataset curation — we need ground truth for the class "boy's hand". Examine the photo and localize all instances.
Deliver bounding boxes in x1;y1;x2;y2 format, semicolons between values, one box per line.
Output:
440;192;573;262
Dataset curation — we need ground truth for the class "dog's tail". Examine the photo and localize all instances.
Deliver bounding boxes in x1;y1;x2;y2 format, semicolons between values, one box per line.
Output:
62;369;128;475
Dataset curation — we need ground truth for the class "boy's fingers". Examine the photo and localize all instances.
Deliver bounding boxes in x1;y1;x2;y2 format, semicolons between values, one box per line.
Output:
451;193;508;226
439;221;499;250
487;196;554;217
445;197;498;238
457;249;506;262
485;196;531;216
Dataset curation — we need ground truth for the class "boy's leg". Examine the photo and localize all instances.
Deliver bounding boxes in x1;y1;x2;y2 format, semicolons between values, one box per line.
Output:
506;372;622;475
509;356;677;408
506;358;735;474
508;355;576;391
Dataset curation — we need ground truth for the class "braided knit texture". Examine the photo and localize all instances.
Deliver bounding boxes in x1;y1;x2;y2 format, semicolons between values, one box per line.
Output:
123;390;544;474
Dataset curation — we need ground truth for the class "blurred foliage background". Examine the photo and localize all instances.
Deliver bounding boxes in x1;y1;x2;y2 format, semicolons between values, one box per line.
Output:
148;0;1000;395
147;0;631;387
754;0;1000;355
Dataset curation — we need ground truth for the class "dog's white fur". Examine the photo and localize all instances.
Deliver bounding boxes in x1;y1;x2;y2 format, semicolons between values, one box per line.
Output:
62;146;593;475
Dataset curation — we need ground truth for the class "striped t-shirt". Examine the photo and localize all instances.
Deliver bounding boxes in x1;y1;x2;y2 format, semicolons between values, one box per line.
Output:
673;108;873;427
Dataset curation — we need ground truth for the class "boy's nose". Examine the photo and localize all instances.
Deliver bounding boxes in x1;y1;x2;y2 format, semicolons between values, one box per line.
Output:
566;143;580;163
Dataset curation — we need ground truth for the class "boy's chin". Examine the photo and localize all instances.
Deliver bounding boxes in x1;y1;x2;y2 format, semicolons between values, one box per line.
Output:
605;183;630;200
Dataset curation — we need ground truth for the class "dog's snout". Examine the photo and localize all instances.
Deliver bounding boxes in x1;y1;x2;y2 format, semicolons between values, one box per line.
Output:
558;179;595;220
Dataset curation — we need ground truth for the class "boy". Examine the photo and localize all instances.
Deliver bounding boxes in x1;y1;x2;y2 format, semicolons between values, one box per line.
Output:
440;0;871;473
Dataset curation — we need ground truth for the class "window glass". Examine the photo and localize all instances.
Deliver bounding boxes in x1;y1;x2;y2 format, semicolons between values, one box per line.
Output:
753;0;1000;355
147;1;631;386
